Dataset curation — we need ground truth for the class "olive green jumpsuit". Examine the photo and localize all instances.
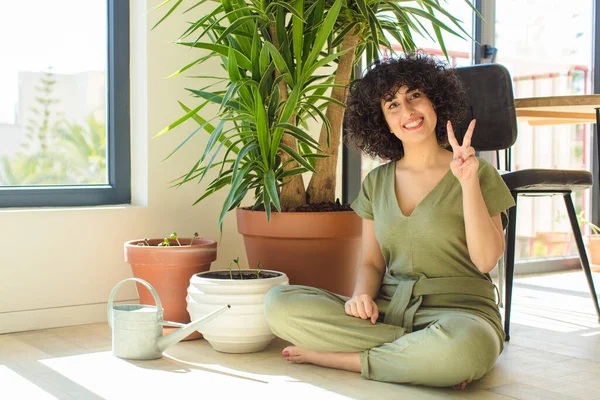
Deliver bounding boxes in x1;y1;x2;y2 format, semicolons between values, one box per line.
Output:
264;158;516;387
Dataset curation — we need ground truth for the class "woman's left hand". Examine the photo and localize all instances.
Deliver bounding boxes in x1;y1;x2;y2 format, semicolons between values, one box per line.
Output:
447;119;479;184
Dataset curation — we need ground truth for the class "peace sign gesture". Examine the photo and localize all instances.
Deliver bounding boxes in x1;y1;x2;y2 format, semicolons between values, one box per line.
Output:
447;119;478;183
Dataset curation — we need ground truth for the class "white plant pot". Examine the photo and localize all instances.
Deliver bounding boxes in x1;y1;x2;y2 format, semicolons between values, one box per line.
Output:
186;269;288;354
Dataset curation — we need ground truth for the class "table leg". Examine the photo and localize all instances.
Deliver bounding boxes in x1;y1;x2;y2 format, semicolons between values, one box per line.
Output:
597;108;600;170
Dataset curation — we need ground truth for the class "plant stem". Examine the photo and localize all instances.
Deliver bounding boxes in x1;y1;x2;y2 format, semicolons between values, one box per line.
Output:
233;257;243;280
306;32;360;204
269;23;307;211
191;232;199;247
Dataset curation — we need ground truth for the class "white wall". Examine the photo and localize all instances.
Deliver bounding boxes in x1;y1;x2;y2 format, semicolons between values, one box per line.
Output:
0;0;247;334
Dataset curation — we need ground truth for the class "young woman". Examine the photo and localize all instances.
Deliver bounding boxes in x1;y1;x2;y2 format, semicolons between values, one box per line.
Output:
264;54;515;389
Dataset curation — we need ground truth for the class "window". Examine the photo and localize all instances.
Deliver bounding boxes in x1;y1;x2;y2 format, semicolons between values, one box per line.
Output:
494;0;594;261
0;0;130;207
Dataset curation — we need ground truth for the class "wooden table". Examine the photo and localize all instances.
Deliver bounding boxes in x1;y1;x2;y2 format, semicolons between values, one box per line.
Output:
514;94;600;166
515;94;600;126
510;94;600;322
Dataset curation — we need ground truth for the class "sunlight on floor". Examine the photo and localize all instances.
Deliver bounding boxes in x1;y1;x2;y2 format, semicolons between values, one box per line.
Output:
163;352;298;383
39;351;354;399
507;272;599;334
581;330;600;337
0;365;57;400
40;351;261;397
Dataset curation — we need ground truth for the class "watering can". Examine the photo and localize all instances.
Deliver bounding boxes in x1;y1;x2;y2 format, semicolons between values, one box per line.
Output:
108;278;230;360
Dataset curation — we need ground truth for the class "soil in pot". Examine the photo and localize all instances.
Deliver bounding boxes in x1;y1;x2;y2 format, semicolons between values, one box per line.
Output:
248;200;353;213
200;270;281;280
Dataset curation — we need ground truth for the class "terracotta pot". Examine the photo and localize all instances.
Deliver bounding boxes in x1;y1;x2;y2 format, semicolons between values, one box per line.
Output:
124;238;217;340
236;209;362;296
535;231;572;256
586;235;600;271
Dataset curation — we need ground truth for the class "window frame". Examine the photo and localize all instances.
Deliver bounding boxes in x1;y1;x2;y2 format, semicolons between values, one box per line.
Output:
0;0;131;208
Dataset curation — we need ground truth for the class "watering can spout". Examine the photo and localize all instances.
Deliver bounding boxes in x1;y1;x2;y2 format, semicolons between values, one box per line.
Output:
158;305;230;352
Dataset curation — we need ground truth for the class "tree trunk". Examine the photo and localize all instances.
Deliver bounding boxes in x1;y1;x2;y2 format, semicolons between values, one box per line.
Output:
270;25;307;211
306;33;359;204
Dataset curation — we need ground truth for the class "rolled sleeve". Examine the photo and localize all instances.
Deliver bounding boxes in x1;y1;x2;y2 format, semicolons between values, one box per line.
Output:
478;158;516;230
351;169;376;220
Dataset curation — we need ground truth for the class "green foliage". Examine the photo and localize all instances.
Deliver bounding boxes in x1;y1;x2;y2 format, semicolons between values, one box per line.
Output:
154;0;474;229
0;69;107;186
232;256;243;279
227;256;264;279
228;260;234;279
0;116;107;185
1;116;107;186
137;233;199;246
573;144;583;162
578;211;600;235
169;232;182;246
23;67;64;153
159;238;172;247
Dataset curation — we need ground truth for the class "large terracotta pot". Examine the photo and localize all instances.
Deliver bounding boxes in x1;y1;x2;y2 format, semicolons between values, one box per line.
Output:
124;238;217;340
236;209;362;296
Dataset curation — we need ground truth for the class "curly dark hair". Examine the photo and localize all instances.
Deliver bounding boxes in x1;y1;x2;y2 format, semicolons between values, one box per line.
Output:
343;53;469;161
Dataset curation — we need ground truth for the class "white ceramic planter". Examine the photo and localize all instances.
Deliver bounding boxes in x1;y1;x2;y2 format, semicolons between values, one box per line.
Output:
186;269;288;353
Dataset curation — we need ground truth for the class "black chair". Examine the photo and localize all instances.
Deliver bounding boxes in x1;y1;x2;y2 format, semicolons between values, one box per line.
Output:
455;63;600;341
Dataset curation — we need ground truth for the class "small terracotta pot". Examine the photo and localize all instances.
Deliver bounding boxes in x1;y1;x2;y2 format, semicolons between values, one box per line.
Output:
535;232;572;256
586;235;600;271
124;238;217;340
236;209;362;296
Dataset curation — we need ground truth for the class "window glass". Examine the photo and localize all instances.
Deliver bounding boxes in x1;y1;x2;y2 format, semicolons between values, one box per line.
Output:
495;0;594;260
0;0;108;186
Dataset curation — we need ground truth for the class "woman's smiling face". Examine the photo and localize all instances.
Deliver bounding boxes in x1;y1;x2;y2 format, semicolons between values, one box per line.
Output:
381;85;437;144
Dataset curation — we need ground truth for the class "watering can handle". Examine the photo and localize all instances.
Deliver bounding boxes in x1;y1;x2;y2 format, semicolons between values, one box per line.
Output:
107;278;163;330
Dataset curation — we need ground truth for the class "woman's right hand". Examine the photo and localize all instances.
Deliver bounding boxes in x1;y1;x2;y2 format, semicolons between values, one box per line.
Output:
345;294;379;324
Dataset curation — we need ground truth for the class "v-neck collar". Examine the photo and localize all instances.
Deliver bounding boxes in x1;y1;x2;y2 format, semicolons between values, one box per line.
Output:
390;162;453;218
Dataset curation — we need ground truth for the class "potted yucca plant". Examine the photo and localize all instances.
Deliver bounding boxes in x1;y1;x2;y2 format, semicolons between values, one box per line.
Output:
153;0;474;295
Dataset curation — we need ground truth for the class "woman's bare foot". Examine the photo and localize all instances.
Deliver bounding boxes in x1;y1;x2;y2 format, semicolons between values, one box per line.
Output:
281;346;361;373
282;346;472;390
453;379;472;390
281;346;314;364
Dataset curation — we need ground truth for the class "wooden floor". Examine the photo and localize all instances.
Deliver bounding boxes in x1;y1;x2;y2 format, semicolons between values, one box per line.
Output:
2;271;600;400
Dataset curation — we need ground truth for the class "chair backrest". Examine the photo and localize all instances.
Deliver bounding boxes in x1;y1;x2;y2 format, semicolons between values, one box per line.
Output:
454;64;518;151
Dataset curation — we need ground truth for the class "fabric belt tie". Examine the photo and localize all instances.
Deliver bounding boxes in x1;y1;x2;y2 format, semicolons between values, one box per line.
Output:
382;276;498;333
